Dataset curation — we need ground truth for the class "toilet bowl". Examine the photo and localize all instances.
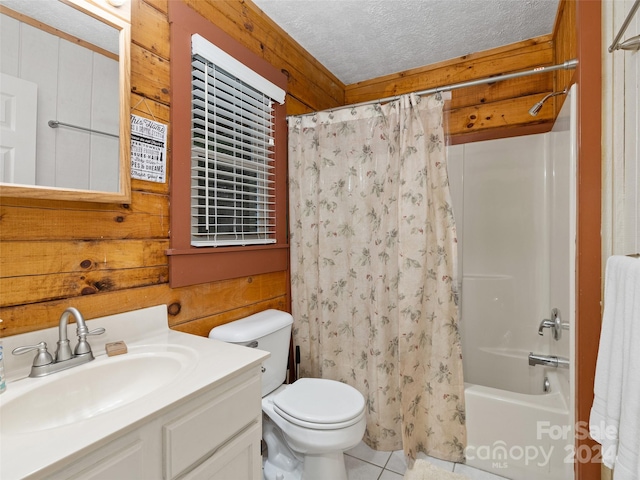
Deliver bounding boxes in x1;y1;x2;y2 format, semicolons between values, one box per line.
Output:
209;310;366;480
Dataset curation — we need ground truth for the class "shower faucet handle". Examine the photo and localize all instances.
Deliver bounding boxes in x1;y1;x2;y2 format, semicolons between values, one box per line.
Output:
538;319;557;335
538;308;564;341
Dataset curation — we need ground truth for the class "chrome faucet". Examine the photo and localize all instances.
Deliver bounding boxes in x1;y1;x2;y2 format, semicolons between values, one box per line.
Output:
13;307;105;377
528;352;570;369
538;308;568;341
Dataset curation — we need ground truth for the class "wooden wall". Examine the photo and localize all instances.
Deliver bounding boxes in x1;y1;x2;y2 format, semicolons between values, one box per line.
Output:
346;36;556;142
553;0;577;115
0;0;343;339
0;0;574;340
345;0;577;143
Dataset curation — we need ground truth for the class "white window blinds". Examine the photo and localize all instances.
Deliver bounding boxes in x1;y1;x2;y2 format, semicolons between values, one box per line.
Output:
190;35;285;247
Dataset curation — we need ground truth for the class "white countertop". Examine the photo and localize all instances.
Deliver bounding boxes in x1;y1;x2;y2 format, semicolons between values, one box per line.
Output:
0;305;269;479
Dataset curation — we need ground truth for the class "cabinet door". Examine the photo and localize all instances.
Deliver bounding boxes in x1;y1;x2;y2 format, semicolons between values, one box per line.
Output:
48;439;144;480
182;422;262;480
163;373;261;479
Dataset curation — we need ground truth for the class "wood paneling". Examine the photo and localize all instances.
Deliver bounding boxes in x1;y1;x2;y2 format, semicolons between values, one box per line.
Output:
0;271;288;337
173;295;288;337
183;0;345;112
0;0;579;356
1;240;168;278
131;42;170;104
344;35;561;140
1;266;169;308
449;73;553;110
0;191;168;241
1;239;169;307
131;93;170;123
0;0;342;339
0;2;595;473
143;0;166;14
447;92;555;138
131;0;170;59
345;36;554;102
553;0;577;116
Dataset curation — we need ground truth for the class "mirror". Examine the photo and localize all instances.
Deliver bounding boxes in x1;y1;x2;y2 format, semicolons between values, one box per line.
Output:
0;0;131;203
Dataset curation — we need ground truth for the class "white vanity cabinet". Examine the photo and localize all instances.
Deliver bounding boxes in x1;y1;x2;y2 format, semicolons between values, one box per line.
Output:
163;368;263;480
1;305;269;480
45;368;263;480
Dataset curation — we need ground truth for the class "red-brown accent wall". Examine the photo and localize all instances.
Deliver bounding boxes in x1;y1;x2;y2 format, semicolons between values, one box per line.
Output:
575;0;602;479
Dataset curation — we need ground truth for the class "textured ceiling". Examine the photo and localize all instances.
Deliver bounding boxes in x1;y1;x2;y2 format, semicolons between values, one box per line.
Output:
252;0;560;85
1;0;119;55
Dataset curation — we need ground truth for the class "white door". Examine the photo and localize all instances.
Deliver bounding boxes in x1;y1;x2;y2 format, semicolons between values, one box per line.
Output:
0;73;37;184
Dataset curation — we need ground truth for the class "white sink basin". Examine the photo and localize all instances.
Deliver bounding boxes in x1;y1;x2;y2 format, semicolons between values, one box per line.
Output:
1;345;197;434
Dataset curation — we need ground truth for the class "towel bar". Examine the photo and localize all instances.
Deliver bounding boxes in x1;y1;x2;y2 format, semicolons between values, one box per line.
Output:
48;120;118;139
609;0;640;52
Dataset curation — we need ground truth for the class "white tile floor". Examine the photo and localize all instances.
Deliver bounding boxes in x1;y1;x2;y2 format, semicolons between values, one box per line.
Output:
344;441;511;480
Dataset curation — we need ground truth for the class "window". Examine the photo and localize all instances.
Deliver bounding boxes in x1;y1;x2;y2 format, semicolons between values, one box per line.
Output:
168;2;288;288
191;35;284;247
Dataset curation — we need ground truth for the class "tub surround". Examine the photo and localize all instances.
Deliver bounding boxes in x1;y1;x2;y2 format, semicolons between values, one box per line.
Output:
465;370;572;479
0;305;268;479
448;87;576;480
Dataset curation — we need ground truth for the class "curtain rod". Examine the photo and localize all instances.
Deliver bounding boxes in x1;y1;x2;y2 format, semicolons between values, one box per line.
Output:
290;59;578;118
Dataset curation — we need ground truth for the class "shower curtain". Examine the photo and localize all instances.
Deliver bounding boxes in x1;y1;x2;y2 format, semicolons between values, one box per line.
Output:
288;93;466;462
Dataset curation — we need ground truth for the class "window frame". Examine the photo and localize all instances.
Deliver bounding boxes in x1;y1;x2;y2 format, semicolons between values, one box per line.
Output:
168;1;289;288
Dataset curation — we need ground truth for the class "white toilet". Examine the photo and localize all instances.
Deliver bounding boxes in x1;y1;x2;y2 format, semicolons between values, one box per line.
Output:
209;310;366;480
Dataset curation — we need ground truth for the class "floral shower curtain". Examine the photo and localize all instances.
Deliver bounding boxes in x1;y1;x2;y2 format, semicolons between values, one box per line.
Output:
288;93;466;462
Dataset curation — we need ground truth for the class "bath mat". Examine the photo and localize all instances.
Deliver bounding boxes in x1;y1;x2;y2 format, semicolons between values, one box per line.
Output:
403;459;469;480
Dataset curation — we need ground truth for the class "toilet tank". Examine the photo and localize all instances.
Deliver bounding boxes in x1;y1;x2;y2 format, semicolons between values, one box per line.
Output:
209;310;293;397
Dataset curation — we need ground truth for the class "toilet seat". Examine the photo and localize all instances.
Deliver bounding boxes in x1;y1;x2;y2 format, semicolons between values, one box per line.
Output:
272;378;365;430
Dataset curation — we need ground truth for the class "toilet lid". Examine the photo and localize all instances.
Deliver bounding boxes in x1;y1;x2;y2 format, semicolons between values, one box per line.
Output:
272;378;365;428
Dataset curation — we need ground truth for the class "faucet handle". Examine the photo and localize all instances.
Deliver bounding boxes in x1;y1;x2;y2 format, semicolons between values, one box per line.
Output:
86;327;106;336
13;341;54;367
538;308;563;341
538;319;555;335
74;327;105;356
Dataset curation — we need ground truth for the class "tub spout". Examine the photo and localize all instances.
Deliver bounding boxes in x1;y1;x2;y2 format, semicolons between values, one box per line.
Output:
528;352;569;369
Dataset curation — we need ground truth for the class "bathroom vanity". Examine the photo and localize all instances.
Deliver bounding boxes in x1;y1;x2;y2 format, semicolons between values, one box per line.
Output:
0;305;269;479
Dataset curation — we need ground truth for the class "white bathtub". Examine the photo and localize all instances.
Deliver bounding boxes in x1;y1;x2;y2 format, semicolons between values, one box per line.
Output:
451;97;577;480
464;351;573;480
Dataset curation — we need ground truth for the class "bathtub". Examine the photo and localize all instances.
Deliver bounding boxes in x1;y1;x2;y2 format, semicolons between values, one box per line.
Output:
451;97;577;480
464;349;573;480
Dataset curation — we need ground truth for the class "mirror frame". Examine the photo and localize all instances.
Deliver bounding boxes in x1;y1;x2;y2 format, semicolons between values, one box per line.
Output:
0;0;131;204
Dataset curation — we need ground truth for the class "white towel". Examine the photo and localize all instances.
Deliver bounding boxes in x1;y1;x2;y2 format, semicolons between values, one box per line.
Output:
589;255;640;480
